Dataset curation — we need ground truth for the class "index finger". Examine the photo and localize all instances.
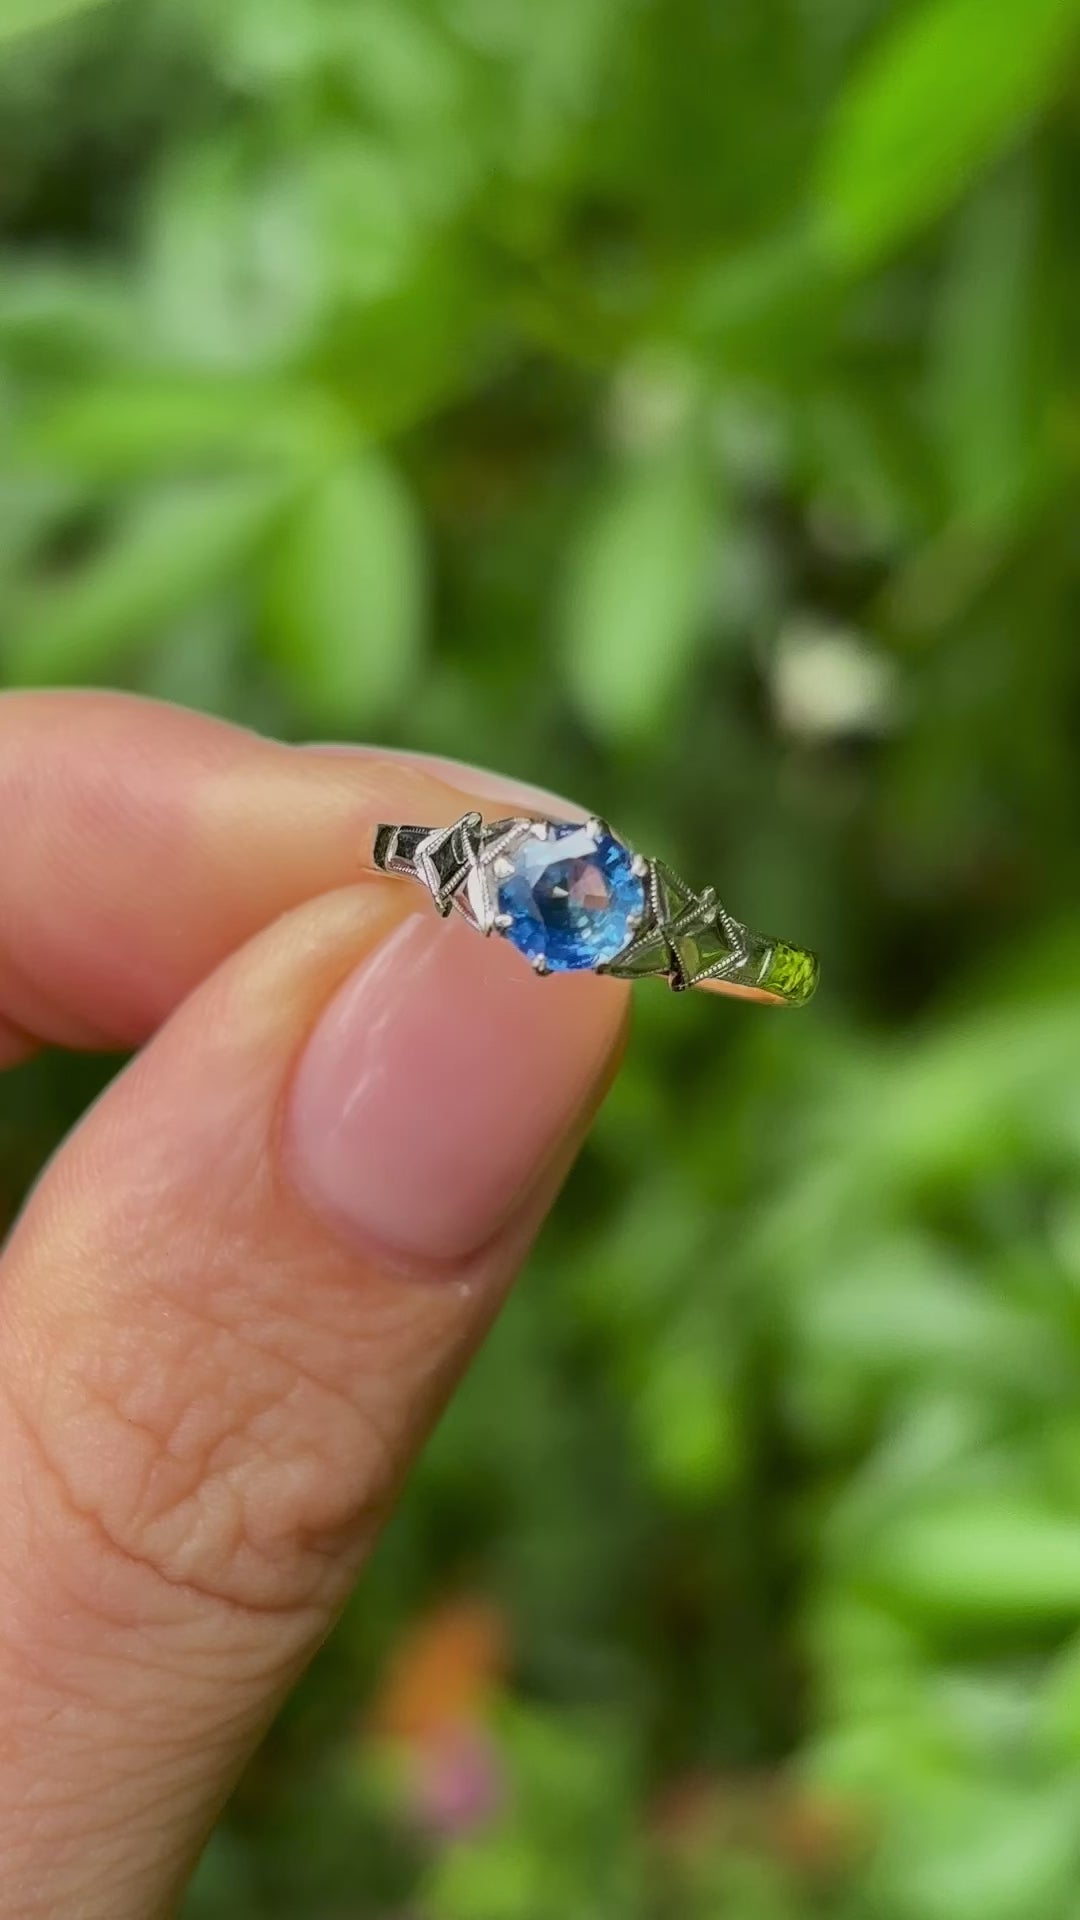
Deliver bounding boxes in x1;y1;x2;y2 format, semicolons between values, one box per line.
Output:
0;690;483;1054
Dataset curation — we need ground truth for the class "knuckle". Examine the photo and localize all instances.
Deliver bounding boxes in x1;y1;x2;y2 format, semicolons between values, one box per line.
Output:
2;1274;409;1630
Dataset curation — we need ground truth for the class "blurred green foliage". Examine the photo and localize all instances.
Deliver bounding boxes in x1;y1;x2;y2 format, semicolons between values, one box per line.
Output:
2;0;1080;1913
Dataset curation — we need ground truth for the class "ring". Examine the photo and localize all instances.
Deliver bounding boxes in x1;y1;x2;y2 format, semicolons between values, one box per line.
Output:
372;813;818;1007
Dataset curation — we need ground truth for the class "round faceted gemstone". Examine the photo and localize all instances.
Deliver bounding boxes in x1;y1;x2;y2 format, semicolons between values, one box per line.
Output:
496;823;645;971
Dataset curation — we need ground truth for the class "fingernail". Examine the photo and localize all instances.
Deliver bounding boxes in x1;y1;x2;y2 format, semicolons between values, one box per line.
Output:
285;909;627;1265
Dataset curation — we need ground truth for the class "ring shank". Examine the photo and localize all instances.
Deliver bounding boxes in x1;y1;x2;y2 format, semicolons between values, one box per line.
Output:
372;823;432;879
694;938;819;1007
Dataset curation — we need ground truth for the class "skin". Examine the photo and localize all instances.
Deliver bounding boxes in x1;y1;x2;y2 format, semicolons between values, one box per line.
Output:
0;691;630;1919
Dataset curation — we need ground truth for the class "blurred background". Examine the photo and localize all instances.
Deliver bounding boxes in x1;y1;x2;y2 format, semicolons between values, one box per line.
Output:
2;0;1080;1913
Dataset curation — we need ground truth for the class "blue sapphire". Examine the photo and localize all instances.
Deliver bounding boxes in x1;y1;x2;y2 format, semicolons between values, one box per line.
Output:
496;823;645;971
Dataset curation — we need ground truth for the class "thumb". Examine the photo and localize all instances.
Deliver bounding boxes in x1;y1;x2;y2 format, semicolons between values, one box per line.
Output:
0;879;627;1915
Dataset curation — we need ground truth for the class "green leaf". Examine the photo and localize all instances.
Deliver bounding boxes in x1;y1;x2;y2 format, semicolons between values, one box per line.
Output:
816;0;1080;269
3;476;286;683
931;165;1046;529
633;1335;740;1503
800;1238;1053;1392
145;139;320;370
882;1781;1080;1920
507;0;624;175
1038;1634;1080;1761
261;455;425;726
0;0;114;48
561;442;715;741
864;1501;1080;1621
25;379;343;484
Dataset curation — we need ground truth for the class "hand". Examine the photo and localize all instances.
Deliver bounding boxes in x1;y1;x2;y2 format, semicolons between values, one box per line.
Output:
0;692;628;1919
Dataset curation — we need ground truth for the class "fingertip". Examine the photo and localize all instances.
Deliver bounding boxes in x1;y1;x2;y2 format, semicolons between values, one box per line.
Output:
285;907;629;1265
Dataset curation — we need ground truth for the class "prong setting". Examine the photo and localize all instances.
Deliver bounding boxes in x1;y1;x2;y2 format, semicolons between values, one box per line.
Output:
370;810;817;1005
